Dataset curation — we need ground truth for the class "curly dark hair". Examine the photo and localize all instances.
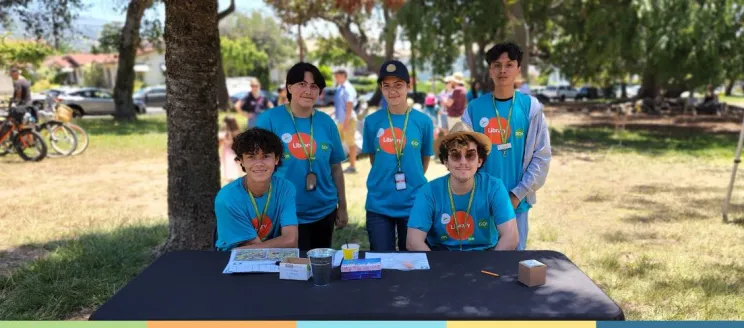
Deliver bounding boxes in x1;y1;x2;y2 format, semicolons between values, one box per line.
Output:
486;42;523;67
438;134;488;167
232;128;284;171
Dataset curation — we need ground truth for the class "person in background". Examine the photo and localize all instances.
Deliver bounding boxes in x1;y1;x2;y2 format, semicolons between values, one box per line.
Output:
423;93;439;125
276;86;289;106
333;68;359;174
219;116;243;184
445;72;468;129
214;128;299;251
9;67;31;106
467;80;483;102
256;62;349;251
438;76;454;132
406;122;518;251
361;60;434;251
461;42;551;251
235;78;274;129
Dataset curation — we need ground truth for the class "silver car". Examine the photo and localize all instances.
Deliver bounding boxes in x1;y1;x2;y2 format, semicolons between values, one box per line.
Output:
56;87;145;117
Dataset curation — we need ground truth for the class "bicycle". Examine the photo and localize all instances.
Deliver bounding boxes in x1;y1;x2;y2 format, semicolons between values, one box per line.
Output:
34;104;79;157
0;105;47;161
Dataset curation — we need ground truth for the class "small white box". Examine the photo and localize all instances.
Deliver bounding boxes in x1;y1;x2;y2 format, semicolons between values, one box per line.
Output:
279;258;312;281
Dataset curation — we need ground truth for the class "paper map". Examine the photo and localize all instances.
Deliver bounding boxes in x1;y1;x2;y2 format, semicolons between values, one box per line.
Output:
223;248;300;274
364;253;430;271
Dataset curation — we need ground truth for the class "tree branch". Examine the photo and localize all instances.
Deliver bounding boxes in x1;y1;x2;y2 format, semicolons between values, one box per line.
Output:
217;0;235;21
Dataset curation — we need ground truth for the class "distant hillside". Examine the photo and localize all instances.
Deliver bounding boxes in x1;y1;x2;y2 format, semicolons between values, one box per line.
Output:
0;15;120;52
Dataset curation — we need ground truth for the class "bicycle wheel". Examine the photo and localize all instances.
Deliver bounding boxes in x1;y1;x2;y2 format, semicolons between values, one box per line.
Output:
38;121;78;157
66;122;89;155
13;129;47;161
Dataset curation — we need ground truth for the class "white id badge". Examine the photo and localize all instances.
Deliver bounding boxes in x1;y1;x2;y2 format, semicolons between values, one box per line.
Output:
497;143;512;151
394;172;407;191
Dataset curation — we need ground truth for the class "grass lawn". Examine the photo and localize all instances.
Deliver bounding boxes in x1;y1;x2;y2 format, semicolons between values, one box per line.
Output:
1;110;744;320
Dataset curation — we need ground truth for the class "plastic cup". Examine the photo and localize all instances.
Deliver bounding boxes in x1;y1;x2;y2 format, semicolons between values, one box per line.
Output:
307;248;335;286
341;243;360;260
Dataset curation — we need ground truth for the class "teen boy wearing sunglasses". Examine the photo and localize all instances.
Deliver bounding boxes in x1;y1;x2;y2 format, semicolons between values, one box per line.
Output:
406;122;519;251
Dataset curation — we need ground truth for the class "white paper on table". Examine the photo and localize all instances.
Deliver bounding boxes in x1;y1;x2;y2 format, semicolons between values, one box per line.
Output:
222;248;299;274
364;252;430;271
332;249;344;267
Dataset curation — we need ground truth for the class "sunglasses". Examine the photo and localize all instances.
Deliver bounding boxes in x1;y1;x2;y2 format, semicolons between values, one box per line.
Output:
448;149;478;162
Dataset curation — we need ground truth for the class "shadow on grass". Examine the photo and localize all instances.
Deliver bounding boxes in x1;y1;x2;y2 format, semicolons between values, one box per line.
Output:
652;263;744;298
72;116;167;136
0;224;167;320
331;220;370;250
550;124;738;157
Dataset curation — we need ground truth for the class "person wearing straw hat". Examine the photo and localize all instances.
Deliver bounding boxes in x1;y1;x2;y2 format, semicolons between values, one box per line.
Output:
361;60;435;251
444;72;468;128
214;128;299;251
461;42;551;251
406;122;519;251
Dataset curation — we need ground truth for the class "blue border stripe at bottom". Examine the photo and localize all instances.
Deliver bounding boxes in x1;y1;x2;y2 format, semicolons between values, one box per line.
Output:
297;321;446;328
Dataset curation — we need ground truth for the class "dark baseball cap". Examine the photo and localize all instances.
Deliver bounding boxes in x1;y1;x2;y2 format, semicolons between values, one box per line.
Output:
377;60;410;84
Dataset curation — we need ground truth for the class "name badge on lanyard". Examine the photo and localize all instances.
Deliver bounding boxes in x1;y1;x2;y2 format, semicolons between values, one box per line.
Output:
394;171;407;191
497;143;512;151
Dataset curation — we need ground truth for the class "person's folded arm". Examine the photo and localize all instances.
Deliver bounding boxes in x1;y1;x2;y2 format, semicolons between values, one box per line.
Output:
236;226;298;249
406;228;431;251
406;184;435;251
493;219;518;250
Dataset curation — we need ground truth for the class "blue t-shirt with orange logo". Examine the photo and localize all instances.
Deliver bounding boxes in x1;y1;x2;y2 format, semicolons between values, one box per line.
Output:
214;175;298;251
463;91;532;213
256;105;346;223
407;172;516;251
361;108;434;218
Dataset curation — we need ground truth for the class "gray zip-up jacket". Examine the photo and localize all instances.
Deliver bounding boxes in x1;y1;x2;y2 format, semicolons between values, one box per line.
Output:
462;94;551;206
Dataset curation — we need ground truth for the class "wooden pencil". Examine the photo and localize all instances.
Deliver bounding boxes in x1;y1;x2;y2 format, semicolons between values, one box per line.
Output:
481;270;500;277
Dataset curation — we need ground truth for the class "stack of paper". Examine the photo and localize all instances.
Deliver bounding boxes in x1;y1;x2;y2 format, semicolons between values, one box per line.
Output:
365;253;430;271
222;248;299;274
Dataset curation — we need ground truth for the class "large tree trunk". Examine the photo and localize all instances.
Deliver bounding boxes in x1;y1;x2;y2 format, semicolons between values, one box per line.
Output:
503;0;530;80
297;24;304;62
113;0;153;121
725;79;735;96
215;0;235;111
162;0;221;252
463;19;478;85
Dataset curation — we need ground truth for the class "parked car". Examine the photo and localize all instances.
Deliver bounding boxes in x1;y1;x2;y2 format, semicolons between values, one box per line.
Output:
133;85;167;108
56;87;145;117
576;86;600;100
229;90;278;107
316;87;336;107
541;85;578;101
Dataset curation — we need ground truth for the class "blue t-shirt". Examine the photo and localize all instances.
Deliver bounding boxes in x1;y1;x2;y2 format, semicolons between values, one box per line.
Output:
256;105;346;223
361;108;434;218
214;175;298;251
334;81;357;122
408;172;516;251
464;91;532;213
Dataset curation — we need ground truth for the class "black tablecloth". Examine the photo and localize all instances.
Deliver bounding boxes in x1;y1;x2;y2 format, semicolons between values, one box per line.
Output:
90;250;624;320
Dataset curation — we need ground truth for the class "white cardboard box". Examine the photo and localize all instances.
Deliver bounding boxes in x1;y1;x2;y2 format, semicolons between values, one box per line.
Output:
279;258;312;281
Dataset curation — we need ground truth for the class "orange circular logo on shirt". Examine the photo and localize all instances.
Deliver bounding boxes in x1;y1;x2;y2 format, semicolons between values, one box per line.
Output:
379;127;406;155
484;117;511;144
251;215;273;240
287;133;317;160
445;211;475;240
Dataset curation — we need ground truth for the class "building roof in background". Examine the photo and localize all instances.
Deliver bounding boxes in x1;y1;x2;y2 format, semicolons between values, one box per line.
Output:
42;46;161;68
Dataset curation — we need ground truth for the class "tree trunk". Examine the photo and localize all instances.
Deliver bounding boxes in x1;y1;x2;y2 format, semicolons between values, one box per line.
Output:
503;0;530;79
113;0;153;122
463;19;478;85
638;71;657;99
725;79;735;96
297;24;304;62
215;0;235;111
161;0;221;252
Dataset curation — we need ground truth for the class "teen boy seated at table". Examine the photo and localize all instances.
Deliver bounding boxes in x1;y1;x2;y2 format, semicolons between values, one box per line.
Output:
214;128;299;251
406;122;519;251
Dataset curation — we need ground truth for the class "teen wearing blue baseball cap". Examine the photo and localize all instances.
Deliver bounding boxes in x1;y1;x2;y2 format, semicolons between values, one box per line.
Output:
360;60;435;251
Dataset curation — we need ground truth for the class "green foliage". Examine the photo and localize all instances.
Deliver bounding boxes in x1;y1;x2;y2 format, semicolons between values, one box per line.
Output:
219;11;295;75
220;36;269;78
1;0;85;50
82;64;108;89
318;65;333;82
0;36;54;68
309;36;365;67
96;22;124;54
